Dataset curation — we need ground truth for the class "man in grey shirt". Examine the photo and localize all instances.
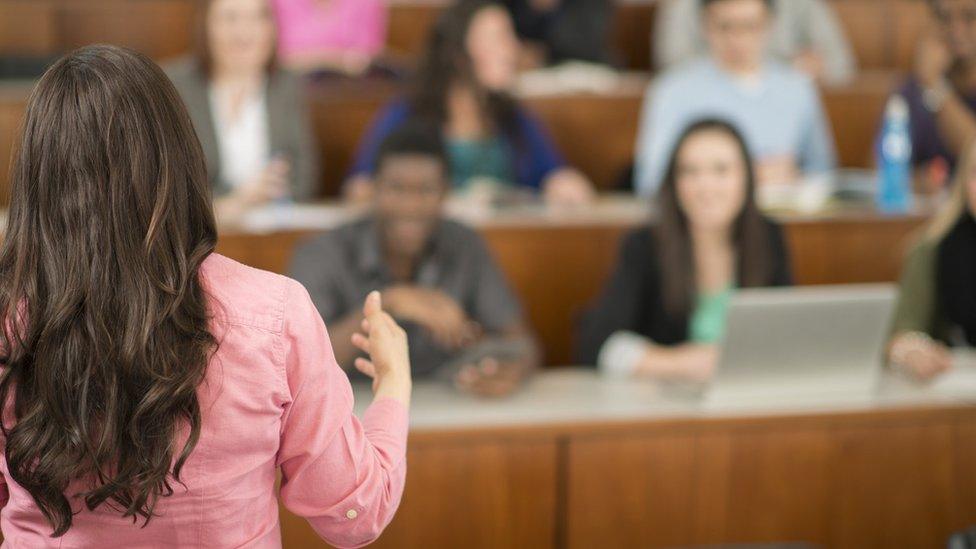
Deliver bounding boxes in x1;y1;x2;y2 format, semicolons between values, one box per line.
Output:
654;0;857;85
290;124;539;397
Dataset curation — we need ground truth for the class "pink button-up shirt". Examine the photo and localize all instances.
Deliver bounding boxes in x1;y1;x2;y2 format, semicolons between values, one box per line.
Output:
273;0;388;61
0;253;409;548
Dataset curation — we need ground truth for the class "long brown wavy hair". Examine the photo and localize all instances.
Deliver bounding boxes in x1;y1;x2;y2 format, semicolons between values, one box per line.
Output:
410;1;523;156
655;118;775;318
0;45;218;536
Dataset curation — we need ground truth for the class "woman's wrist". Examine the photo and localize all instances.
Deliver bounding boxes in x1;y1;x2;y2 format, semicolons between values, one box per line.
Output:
374;372;412;406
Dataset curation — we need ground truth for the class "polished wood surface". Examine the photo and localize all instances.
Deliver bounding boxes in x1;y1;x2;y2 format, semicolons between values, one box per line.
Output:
275;368;976;548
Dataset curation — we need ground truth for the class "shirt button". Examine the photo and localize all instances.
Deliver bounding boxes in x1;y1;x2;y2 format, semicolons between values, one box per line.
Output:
346;509;358;520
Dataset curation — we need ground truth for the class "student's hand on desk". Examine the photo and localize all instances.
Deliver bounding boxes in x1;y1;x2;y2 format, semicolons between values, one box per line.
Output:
889;332;953;383
543;169;596;207
383;286;481;350
637;344;718;384
239;158;290;206
351;291;412;404
454;357;526;398
755;156;799;187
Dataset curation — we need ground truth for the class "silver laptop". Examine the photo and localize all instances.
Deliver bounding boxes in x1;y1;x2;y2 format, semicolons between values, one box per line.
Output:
706;284;897;407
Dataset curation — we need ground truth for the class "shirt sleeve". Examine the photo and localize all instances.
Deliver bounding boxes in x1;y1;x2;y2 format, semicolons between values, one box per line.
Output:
576;231;653;366
288;237;345;324
891;240;942;338
634;81;676;198
517;108;566;190
284;74;321;202
277;280;408;549
468;234;523;332
804;0;857;85
798;82;838;175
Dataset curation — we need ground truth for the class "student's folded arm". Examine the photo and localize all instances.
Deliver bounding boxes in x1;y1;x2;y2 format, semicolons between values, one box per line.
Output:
276;280;408;549
890;241;940;338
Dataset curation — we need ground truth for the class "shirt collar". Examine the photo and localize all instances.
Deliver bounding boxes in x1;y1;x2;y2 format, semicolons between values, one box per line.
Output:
357;217;446;285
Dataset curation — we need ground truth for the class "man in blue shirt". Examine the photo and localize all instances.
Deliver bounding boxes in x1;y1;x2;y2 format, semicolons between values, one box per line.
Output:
635;0;837;197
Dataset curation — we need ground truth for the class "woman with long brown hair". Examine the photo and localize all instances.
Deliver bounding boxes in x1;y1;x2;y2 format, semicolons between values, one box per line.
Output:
577;119;792;382
887;140;976;382
0;45;410;547
344;0;594;206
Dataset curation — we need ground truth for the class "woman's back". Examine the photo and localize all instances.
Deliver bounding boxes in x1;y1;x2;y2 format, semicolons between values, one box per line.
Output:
0;45;411;548
2;254;406;548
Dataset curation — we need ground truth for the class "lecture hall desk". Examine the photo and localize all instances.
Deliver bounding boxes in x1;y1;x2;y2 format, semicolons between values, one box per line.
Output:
280;365;976;549
215;197;931;366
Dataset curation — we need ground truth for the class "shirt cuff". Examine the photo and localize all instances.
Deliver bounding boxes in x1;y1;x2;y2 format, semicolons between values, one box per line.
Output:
597;331;652;378
361;397;410;466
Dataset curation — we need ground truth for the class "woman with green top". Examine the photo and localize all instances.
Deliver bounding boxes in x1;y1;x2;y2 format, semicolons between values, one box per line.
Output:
888;143;976;382
576;119;793;382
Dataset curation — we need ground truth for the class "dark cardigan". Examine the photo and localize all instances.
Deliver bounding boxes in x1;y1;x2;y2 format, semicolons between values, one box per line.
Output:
575;221;793;366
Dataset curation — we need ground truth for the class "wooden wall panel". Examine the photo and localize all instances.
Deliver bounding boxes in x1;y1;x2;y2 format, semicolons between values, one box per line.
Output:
280;439;559;549
0;2;58;57
0;96;25;206
890;0;932;73
57;0;195;61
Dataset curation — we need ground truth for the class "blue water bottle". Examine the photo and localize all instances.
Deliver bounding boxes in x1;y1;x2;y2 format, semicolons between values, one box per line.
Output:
876;95;913;213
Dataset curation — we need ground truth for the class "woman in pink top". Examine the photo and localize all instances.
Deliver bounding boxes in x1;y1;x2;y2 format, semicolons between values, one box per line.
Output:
273;0;388;75
0;45;411;548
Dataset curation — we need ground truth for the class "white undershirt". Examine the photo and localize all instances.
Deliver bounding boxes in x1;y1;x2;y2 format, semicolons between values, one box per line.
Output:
209;85;271;190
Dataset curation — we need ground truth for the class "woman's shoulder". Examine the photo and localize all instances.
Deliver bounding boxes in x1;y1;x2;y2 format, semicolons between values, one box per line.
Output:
200;253;306;334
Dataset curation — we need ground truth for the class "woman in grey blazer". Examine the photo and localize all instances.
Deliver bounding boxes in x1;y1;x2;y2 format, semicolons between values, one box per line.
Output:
167;0;320;224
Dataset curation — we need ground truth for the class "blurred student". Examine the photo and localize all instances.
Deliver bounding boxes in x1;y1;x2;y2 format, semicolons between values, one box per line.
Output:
345;0;594;206
502;0;613;68
0;45;409;548
888;141;976;382
293;125;539;398
882;0;976;177
168;0;319;225
578;120;792;382
635;0;836;197
655;0;857;85
272;0;387;76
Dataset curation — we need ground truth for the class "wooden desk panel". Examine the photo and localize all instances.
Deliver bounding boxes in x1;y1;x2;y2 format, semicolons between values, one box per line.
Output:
272;368;976;549
563;408;974;549
279;438;559;549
